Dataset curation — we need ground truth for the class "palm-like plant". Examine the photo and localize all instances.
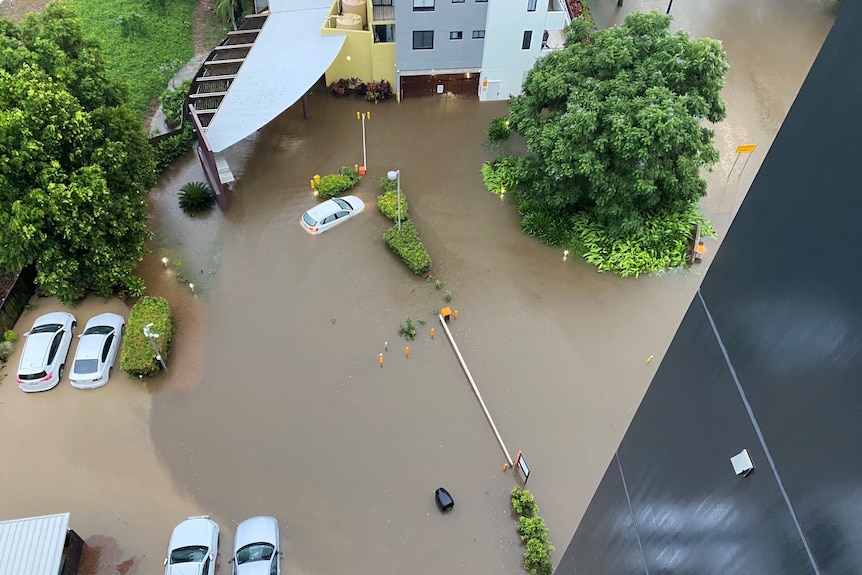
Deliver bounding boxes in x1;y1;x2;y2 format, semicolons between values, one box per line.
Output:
215;0;244;31
178;181;216;215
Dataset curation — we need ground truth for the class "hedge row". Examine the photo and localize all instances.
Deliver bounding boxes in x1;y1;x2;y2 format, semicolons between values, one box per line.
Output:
511;486;554;575
376;178;431;274
383;221;431;275
120;296;175;377
314;166;362;199
153;126;196;175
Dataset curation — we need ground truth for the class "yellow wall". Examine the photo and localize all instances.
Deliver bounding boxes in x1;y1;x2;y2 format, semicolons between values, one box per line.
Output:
322;28;374;85
371;42;396;87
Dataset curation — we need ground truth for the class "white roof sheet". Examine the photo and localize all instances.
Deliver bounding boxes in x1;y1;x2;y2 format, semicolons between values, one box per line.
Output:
0;513;70;575
205;0;347;152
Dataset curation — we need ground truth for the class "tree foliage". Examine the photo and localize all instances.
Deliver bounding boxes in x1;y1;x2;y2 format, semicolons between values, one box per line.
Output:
509;11;728;237
0;4;155;303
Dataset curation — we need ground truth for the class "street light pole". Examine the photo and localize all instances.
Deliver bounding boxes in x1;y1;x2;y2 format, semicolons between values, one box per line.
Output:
387;170;401;232
143;322;167;371
357;111;370;172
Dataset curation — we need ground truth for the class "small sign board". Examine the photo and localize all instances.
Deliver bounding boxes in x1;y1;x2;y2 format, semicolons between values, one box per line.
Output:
437;84;444;94
516;451;530;484
736;144;757;154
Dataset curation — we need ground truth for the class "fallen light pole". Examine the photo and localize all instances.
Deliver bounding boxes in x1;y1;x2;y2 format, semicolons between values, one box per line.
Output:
438;314;514;468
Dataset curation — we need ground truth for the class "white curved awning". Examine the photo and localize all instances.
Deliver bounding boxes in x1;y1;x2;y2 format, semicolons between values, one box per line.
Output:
205;0;346;153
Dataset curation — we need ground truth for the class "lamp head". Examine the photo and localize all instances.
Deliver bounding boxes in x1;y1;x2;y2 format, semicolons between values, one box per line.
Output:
387;170;399;181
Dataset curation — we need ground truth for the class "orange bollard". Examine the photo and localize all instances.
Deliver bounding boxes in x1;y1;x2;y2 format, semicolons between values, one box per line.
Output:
314;174;321;183
310;179;315;190
430;328;435;339
379;353;384;368
358;166;367;175
503;463;509;472
453;310;458;320
405;346;410;359
354;164;359;173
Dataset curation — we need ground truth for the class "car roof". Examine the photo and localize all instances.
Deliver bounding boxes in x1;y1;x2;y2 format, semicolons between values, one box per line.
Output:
169;517;217;550
19;333;54;370
305;199;339;220
234;516;278;550
75;332;106;361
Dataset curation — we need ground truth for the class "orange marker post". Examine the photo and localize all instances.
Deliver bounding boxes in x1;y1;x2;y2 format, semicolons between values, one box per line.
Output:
310;179;315;190
379;353;384;368
405;346;410;359
453;310;458;320
430;327;435;339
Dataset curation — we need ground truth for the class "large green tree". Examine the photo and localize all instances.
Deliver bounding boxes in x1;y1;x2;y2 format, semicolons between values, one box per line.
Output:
509;12;729;237
0;4;155;303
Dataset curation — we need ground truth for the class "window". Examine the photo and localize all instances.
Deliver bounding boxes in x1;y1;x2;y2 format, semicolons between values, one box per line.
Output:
47;331;63;364
472;29;485;39
413;30;434;49
522;30;532;50
413;0;434;10
527;0;537;10
475;0;487;3
452;0;465;3
450;31;463;40
102;333;115;362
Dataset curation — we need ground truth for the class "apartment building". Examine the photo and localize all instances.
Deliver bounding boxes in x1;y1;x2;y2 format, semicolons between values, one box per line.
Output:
323;0;573;100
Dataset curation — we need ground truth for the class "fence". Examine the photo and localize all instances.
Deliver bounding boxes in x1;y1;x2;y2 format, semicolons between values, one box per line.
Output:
0;266;37;334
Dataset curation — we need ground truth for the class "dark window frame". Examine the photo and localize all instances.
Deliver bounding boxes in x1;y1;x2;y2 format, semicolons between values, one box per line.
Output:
522;30;533;50
413;30;434;49
527;0;537;10
413;0;435;11
472;29;485;39
450;31;463;40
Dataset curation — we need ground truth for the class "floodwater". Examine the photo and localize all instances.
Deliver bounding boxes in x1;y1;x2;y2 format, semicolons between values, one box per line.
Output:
0;1;837;573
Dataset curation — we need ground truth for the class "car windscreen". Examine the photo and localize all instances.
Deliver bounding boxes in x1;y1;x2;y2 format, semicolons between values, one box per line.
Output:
302;213;317;226
170;545;208;563
236;543;274;564
83;326;114;336
30;323;61;334
333;197;352;210
74;359;99;374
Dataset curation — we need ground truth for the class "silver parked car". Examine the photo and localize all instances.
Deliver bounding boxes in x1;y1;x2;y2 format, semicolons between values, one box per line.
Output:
69;312;125;389
16;312;77;392
231;516;282;575
300;195;365;235
164;516;219;575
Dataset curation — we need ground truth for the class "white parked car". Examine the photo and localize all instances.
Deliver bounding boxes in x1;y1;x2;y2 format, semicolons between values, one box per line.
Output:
164;516;219;575
16;312;76;392
300;195;365;235
231;516;282;575
69;312;125;389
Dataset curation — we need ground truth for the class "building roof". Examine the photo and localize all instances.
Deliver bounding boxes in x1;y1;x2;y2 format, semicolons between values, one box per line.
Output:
0;513;70;575
205;0;347;152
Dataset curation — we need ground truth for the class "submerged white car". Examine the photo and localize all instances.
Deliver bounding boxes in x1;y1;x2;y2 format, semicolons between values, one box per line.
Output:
232;516;282;575
300;195;365;235
16;312;77;392
164;516;219;575
69;312;125;389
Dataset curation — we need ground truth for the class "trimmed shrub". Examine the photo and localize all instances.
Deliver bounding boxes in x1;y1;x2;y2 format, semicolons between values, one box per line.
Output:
3;329;18;343
160;79;191;129
384;221;431;275
379;175;398;193
120;296;175;377
178;181;216;215
314;166;362;199
487;115;512;143
153;126;196;174
376;189;409;222
365;80;393;103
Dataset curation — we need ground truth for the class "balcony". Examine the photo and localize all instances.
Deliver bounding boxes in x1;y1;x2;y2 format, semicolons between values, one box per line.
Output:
543;0;572;51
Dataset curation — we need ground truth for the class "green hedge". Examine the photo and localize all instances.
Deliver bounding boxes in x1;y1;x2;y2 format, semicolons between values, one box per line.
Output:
376;189;409;222
314;166;362;199
120;296;175;377
153;126;196;174
384;221;431;275
511;486;554;575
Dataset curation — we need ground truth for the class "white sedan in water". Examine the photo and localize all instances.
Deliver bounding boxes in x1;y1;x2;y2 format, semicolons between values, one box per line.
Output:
300;195;365;235
16;311;77;392
232;516;282;575
164;516;219;575
69;312;125;389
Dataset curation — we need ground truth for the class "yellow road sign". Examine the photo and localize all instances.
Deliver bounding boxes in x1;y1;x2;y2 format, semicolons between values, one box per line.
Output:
736;144;757;154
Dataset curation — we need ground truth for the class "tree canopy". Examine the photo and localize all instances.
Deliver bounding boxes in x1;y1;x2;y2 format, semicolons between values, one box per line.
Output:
0;4;155;302
509;12;729;237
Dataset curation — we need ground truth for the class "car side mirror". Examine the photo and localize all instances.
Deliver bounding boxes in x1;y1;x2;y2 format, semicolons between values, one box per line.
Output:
24;332;30;337
209;553;214;560
164;558;168;566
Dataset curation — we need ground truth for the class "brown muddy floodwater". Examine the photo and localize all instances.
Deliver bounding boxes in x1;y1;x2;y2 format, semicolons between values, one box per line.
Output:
0;1;838;574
